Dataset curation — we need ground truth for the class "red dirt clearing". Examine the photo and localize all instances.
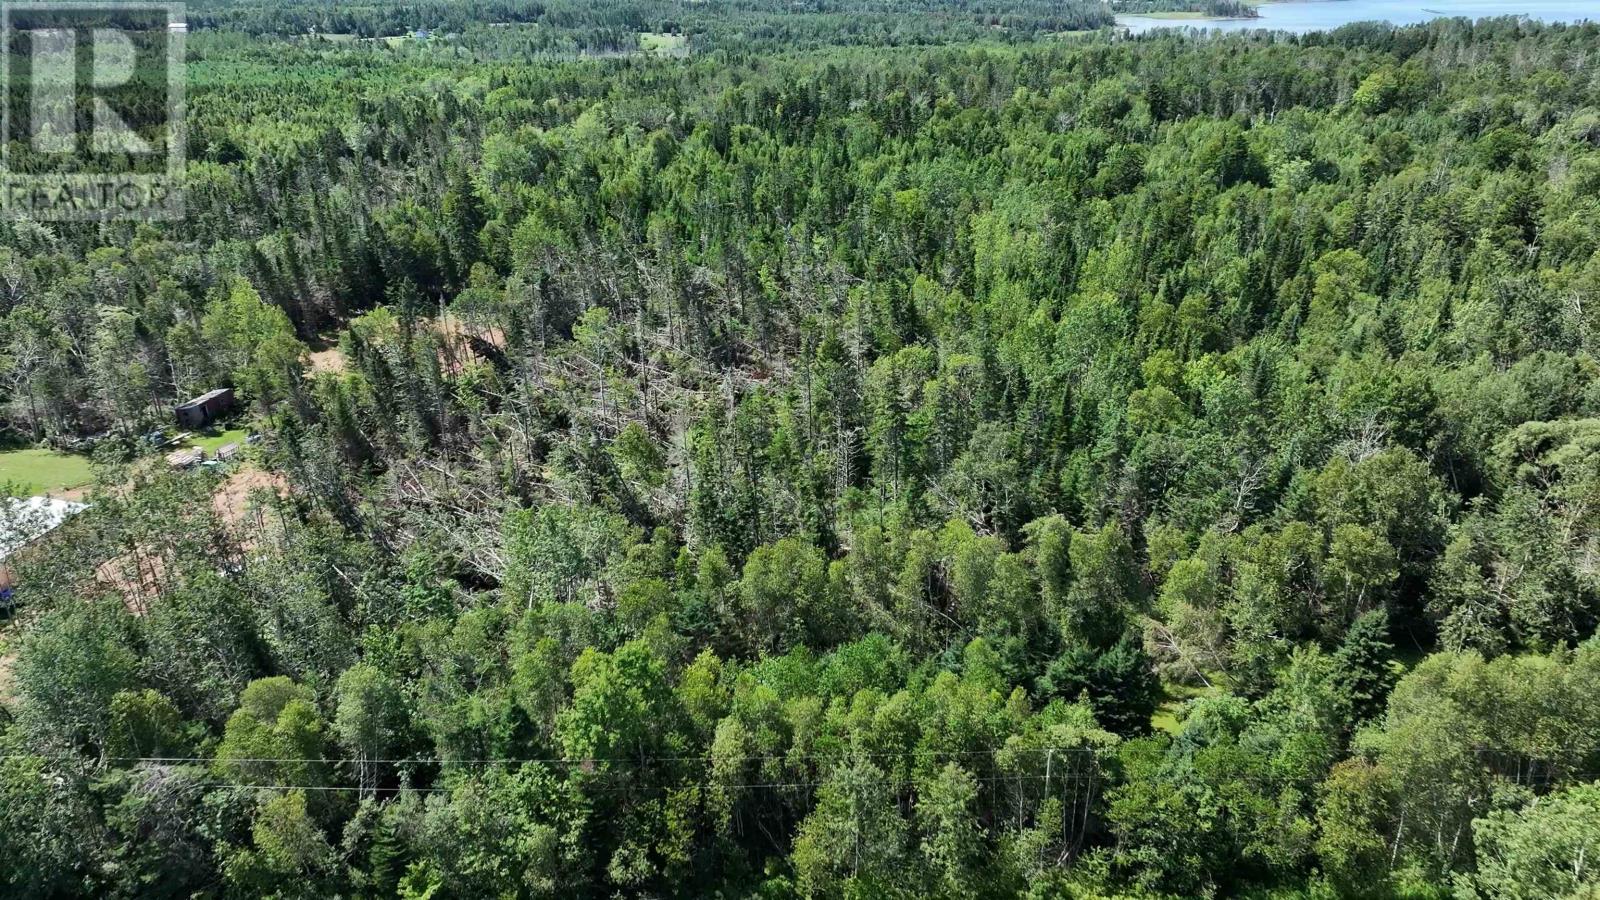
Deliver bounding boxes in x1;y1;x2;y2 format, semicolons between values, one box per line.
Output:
307;346;347;375
212;466;289;532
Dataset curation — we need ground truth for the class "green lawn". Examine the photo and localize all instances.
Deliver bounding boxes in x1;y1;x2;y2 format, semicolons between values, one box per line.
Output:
1152;676;1230;734
0;448;95;497
191;427;249;455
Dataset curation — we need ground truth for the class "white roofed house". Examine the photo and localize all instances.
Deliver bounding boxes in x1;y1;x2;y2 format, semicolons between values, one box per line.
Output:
0;496;87;610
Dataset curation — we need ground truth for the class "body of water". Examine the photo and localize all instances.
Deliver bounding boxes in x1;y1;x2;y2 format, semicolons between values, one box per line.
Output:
1116;0;1598;34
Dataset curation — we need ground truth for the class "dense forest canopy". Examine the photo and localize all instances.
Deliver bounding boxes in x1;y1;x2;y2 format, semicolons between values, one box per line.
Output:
2;3;1600;898
188;0;1119;44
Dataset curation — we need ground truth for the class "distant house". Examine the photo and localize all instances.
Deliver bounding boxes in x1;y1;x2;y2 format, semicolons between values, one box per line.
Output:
175;388;235;429
0;496;87;605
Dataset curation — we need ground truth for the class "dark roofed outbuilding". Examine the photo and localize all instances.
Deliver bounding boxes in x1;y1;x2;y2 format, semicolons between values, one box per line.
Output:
175;388;236;429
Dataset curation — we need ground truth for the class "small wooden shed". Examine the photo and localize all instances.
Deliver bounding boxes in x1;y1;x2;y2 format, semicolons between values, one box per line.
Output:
175;388;235;429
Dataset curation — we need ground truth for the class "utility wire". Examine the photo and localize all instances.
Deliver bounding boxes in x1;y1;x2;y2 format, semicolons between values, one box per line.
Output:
184;771;1106;795
0;746;1104;766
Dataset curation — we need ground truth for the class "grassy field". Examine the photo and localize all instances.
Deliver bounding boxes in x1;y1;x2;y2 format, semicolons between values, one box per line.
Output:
367;34;423;47
640;32;689;55
191;427;249;455
0;426;247;498
0;448;95;497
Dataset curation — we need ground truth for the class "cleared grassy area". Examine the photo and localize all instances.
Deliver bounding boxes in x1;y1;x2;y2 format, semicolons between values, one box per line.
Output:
191;427;249;455
640;32;688;55
1152;676;1230;734
0;448;95;497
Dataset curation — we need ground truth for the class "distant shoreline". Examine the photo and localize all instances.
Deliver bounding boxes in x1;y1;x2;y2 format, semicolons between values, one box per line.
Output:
1117;0;1597;34
1120;11;1259;21
1119;11;1259;21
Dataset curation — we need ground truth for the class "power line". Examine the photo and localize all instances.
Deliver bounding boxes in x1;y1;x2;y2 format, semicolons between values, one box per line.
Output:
0;745;1104;766
3;746;1113;800
180;771;1108;795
